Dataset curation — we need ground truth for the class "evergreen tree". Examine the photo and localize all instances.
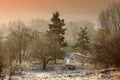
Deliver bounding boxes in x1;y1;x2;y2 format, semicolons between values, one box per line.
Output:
76;27;90;50
46;12;66;64
48;11;66;46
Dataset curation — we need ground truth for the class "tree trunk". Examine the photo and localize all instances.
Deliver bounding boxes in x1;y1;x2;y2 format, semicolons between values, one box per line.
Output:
18;52;23;75
43;60;47;70
43;64;46;70
54;59;57;64
19;53;22;67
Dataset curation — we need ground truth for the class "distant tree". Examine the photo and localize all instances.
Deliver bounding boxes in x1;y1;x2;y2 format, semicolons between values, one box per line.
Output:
65;21;96;47
99;1;120;35
73;27;89;66
75;27;90;51
30;19;49;32
65;22;78;46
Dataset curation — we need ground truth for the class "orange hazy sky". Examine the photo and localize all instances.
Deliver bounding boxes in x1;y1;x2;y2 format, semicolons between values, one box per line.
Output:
0;0;119;23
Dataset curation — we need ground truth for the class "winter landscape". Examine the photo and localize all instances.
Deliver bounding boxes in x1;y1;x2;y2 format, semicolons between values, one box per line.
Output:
0;0;120;80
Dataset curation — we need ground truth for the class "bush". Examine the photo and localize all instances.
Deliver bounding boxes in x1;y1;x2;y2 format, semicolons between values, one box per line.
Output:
94;32;120;68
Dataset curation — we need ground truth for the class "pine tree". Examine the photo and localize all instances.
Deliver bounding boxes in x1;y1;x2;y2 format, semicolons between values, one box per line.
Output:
48;11;66;46
73;27;90;66
46;12;66;64
76;27;90;50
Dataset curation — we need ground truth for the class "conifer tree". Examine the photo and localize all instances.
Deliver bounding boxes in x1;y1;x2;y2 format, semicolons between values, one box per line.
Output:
76;27;90;50
47;12;66;64
48;11;66;46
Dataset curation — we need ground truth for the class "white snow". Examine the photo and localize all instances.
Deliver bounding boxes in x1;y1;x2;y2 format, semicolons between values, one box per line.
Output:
4;68;101;80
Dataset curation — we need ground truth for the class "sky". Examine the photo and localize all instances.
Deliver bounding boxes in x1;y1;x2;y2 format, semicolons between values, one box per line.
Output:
0;0;119;23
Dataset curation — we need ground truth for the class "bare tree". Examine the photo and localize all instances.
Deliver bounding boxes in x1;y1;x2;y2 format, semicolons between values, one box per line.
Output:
31;32;53;70
99;1;120;35
93;1;120;68
7;20;35;69
94;32;120;67
0;41;8;80
31;30;65;70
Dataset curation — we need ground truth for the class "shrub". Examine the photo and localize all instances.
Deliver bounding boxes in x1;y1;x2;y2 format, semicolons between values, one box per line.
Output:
94;32;120;68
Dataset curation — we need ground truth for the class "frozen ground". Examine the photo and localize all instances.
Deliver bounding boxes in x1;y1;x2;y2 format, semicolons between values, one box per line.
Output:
3;65;119;80
4;68;110;80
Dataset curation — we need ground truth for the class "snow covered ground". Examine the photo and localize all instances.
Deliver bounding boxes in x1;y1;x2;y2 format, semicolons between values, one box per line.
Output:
4;68;104;80
3;65;119;80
